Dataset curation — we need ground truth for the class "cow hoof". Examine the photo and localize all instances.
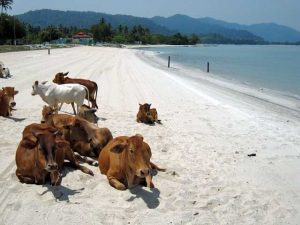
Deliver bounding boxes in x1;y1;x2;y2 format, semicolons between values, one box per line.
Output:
88;170;94;176
92;161;99;167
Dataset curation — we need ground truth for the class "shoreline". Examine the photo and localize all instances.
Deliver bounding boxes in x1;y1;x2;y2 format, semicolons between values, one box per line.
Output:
134;48;300;121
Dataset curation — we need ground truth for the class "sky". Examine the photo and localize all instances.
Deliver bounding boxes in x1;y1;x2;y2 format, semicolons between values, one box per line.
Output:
8;0;300;31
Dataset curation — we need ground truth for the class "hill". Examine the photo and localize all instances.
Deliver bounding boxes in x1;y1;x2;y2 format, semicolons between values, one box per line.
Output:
16;9;173;35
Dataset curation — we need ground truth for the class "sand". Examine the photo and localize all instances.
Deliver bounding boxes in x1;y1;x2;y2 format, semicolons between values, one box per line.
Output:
0;46;299;225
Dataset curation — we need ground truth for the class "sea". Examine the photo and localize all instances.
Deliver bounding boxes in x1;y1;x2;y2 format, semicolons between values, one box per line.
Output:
141;45;300;97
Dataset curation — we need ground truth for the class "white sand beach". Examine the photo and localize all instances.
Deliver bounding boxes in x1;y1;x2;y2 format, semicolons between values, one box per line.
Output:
0;46;299;225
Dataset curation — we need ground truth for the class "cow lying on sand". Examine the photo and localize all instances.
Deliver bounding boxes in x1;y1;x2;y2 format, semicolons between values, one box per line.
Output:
99;134;165;190
15;123;94;185
136;103;161;124
41;106;112;159
0;86;18;117
41;105;99;125
0;61;11;78
53;72;99;109
31;80;90;115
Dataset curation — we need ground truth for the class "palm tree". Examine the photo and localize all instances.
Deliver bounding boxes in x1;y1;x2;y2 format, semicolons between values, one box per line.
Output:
0;0;13;14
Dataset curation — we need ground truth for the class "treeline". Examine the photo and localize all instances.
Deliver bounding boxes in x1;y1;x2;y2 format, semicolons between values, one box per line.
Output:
0;14;199;45
91;18;199;45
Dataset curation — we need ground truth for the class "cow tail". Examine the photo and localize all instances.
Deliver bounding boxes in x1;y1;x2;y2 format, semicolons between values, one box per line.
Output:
85;86;90;107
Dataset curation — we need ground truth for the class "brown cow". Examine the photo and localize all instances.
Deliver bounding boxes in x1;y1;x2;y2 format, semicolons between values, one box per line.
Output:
41;106;112;158
73;117;113;157
15;123;94;185
98;134;165;190
53;72;98;109
137;103;161;124
0;87;18;117
41;105;98;125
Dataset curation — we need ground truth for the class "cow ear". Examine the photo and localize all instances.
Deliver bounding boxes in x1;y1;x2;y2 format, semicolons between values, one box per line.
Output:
63;72;69;76
88;108;97;113
135;134;144;141
21;135;38;148
111;142;127;154
149;104;152;107
35;81;38;85
41;81;48;85
14;90;19;95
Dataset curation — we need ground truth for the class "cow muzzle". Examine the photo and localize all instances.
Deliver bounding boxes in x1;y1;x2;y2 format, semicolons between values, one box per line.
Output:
138;168;150;177
45;162;58;172
10;101;16;108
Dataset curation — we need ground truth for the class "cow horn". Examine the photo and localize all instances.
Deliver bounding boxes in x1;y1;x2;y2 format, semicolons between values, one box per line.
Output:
63;72;69;76
35;80;38;85
41;81;48;85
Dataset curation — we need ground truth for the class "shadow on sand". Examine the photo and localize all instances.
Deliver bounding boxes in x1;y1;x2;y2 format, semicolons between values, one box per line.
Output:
127;186;161;209
6;117;26;122
41;184;84;202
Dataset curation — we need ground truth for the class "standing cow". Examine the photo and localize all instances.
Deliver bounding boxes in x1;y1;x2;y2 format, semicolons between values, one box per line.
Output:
31;81;89;115
53;72;98;109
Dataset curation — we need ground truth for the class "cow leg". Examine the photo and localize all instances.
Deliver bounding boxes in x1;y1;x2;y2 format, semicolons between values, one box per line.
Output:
58;103;63;111
64;147;94;176
107;174;126;190
71;102;77;115
50;171;60;186
75;154;98;167
17;175;36;184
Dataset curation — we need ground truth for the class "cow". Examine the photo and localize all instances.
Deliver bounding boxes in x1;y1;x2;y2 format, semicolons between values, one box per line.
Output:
15;123;94;185
53;72;98;109
137;103;161;124
0;87;18;117
0;61;11;78
73;117;113;157
31;80;90;115
98;134;165;190
41;106;111;159
41;105;98;125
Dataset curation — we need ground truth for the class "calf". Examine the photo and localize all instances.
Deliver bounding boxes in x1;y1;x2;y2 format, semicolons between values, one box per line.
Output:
15;123;94;185
53;72;98;109
0;61;11;78
137;103;161;124
31;80;90;115
98;134;165;190
0;87;18;117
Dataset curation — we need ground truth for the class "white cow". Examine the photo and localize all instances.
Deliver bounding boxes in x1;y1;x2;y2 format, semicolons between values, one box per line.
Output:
0;61;11;78
31;81;90;115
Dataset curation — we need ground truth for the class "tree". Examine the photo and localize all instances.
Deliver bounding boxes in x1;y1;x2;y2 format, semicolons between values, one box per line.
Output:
0;0;13;13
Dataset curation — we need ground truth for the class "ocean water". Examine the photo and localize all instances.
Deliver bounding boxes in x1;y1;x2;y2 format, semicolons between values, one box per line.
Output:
142;45;300;97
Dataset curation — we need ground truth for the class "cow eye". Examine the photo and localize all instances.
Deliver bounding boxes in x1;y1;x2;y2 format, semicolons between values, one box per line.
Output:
129;148;134;153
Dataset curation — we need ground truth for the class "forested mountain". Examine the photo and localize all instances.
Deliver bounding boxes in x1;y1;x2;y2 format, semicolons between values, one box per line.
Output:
16;9;300;43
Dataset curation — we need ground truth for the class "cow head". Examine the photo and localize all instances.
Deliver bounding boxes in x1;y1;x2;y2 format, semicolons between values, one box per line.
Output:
53;72;69;84
139;103;151;113
31;129;59;172
41;105;55;123
111;134;152;178
77;104;99;124
2;86;18;108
